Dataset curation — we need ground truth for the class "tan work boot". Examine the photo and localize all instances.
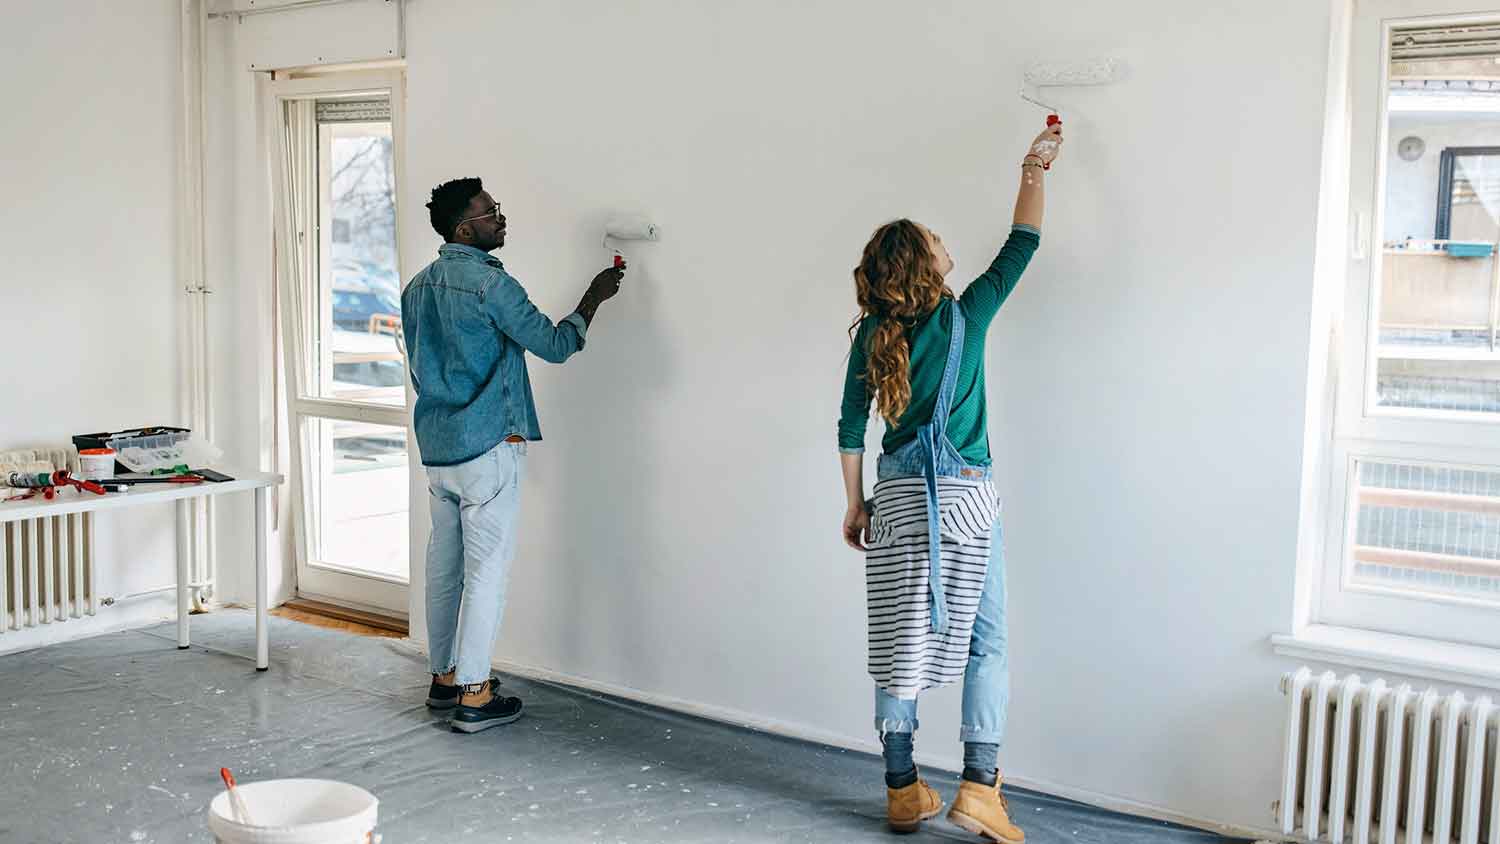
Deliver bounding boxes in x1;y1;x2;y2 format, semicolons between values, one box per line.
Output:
947;778;1025;843
886;773;943;833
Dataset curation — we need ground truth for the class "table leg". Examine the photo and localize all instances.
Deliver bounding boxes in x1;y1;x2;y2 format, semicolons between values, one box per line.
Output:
176;499;190;650
255;487;268;671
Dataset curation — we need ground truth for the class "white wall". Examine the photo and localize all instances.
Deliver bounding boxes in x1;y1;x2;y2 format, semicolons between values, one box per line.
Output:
0;0;1394;834
0;0;185;651
393;0;1329;834
1386;114;1500;242
199;0;1500;836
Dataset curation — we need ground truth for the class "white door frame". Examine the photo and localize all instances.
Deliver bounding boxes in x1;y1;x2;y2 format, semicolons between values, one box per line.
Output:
264;68;412;617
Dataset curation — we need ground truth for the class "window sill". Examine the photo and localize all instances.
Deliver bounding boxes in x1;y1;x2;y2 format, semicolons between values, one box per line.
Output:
1270;625;1500;691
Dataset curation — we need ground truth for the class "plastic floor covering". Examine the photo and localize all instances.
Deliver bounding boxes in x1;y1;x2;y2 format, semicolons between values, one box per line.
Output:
0;610;1251;843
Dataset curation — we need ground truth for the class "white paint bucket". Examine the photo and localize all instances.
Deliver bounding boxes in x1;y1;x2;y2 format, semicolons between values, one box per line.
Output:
207;779;378;844
77;448;115;481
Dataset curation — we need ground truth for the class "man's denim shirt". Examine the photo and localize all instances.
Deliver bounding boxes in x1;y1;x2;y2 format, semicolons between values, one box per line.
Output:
401;243;587;466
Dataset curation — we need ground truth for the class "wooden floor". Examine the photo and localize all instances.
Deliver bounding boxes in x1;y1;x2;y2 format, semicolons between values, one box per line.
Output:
270;605;406;639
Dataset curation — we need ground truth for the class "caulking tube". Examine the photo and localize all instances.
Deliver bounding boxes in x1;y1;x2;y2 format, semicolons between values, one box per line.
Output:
5;471;58;488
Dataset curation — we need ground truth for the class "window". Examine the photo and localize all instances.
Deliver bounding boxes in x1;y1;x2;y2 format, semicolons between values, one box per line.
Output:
1346;458;1500;604
1436;145;1500;241
270;72;410;616
1319;2;1500;649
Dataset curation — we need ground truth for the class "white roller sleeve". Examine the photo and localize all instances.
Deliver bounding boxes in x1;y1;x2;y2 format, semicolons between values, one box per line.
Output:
1022;58;1121;87
604;217;660;242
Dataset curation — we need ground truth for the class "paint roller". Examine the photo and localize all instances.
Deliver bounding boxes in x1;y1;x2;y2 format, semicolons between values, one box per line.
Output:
602;216;659;268
1019;58;1122;126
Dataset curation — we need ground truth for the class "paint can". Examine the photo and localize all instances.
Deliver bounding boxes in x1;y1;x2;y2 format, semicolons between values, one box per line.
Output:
78;448;116;481
208;779;378;844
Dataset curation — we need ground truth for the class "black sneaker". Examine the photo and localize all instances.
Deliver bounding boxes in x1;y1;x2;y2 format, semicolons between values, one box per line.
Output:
427;674;501;710
449;683;524;733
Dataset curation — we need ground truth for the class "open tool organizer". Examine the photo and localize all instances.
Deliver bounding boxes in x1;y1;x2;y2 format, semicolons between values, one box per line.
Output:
72;426;191;475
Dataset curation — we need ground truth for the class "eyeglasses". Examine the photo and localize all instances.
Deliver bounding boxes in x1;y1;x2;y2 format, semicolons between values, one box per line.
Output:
456;205;503;227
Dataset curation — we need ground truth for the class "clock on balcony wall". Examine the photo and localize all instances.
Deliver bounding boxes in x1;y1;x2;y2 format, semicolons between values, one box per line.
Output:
1398;135;1426;161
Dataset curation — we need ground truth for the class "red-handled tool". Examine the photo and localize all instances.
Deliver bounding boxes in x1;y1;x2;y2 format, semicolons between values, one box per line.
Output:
220;768;254;825
613;254;625;270
1042;115;1061;170
63;475;108;495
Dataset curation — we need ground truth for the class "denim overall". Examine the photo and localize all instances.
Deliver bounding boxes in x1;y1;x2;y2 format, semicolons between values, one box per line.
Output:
872;302;1009;744
875;304;992;634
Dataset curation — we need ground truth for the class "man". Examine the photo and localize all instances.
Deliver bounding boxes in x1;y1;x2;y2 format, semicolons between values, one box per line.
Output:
402;177;624;733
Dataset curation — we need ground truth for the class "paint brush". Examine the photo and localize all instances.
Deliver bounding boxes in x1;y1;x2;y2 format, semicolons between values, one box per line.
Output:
220;767;254;825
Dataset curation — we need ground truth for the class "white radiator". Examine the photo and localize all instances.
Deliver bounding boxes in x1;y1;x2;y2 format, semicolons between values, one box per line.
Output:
1279;667;1500;844
1;514;96;631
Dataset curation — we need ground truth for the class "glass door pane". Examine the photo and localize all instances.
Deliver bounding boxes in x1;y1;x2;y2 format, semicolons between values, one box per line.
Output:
305;417;410;584
316;117;405;407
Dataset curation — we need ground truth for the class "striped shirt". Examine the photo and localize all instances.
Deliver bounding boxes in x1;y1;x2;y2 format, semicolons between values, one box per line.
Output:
866;475;999;699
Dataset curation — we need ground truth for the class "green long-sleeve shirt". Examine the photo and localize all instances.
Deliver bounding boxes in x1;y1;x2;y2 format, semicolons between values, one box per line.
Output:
838;225;1040;465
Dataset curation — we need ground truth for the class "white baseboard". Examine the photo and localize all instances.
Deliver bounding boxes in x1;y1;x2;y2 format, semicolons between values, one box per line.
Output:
490;655;888;757
490;656;1284;843
998;772;1283;842
0;592;175;658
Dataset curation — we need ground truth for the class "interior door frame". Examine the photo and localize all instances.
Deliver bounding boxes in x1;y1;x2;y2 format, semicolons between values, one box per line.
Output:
264;67;412;617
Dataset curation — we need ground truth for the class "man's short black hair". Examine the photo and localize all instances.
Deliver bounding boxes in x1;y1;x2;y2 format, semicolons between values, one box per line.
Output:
427;177;484;241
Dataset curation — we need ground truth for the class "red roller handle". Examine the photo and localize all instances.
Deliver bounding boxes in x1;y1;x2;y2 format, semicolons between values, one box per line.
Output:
1041;115;1061;171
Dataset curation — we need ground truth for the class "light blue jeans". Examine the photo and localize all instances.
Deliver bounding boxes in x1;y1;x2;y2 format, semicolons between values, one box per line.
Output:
425;441;526;685
874;518;1008;745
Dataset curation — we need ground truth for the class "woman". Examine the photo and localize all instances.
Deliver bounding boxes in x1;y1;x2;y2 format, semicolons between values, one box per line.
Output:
837;120;1061;842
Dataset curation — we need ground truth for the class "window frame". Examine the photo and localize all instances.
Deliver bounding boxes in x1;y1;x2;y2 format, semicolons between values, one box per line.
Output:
1317;0;1500;647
